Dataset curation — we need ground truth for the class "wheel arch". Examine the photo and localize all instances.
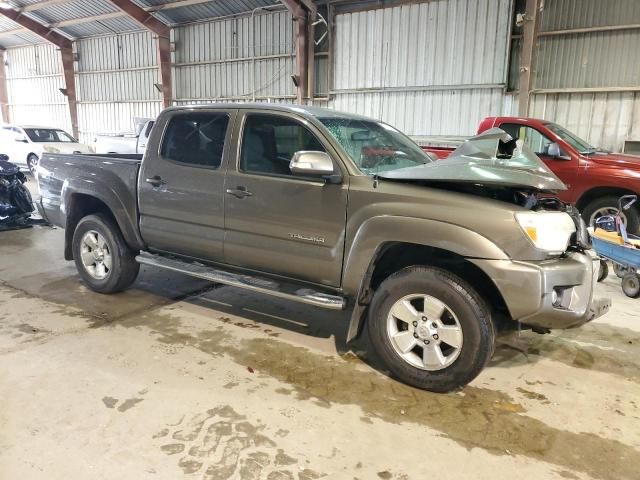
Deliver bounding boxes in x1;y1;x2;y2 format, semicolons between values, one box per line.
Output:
576;186;639;212
346;240;510;343
64;192;140;260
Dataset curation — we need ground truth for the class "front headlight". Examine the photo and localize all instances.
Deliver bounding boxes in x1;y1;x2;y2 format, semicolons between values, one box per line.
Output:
515;211;576;255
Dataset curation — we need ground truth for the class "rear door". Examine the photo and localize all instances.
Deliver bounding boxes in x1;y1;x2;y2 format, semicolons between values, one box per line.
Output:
138;108;235;261
223;111;348;287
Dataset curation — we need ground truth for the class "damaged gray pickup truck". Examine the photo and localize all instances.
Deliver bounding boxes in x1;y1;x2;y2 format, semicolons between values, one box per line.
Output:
36;104;610;392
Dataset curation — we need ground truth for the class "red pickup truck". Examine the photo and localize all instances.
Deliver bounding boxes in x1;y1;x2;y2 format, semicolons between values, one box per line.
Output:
422;117;640;233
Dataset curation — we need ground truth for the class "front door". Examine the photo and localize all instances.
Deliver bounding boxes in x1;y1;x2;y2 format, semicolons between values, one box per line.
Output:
500;123;577;203
138;109;235;261
223;111;348;287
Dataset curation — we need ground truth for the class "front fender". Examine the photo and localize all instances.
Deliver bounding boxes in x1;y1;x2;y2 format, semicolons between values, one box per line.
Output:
342;216;509;294
342;216;509;343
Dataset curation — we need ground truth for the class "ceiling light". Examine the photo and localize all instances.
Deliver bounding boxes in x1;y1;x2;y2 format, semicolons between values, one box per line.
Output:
0;2;13;10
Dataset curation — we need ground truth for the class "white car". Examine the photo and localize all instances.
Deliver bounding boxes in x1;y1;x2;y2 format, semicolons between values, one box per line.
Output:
0;125;93;173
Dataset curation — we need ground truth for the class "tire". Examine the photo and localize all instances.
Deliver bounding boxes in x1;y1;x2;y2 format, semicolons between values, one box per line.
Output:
27;154;39;175
9;182;33;214
621;272;640;299
72;213;139;294
367;266;495;393
597;260;609;282
613;263;633;278
582;196;640;235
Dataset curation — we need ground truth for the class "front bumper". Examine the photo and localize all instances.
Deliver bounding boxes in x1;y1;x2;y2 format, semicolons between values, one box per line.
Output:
471;250;611;330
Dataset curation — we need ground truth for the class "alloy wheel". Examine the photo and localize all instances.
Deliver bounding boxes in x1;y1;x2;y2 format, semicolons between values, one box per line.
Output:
80;230;112;280
386;294;463;371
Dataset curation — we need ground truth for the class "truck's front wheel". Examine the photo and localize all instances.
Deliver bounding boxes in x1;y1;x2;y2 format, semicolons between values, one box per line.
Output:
72;213;140;293
367;266;495;393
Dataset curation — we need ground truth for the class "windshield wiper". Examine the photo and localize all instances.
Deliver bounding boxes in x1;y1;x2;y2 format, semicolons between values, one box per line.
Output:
580;147;598;155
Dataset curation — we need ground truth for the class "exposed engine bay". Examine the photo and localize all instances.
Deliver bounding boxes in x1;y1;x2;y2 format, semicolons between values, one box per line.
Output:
0;157;35;226
377;128;591;250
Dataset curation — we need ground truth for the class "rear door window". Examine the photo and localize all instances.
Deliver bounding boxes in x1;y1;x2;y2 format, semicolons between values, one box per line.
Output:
160;112;229;168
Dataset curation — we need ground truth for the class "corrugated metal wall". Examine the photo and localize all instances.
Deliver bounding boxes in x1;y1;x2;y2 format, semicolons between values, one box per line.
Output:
4;44;71;131
76;31;163;144
530;0;640;151
173;9;296;104
329;0;513;136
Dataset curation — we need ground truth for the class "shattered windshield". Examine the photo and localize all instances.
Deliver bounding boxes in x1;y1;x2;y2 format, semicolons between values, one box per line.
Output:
318;118;433;174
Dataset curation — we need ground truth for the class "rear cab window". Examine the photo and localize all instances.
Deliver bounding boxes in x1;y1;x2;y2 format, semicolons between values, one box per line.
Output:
160;112;229;168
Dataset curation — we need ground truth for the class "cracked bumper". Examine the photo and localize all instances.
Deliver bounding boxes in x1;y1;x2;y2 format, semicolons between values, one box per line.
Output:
471;250;611;330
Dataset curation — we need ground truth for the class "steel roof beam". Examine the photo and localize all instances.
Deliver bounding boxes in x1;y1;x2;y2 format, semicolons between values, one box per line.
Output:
22;0;72;12
106;0;172;108
0;8;71;48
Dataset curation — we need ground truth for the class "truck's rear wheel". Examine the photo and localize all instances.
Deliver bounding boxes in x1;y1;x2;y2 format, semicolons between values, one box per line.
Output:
72;213;139;293
367;266;495;393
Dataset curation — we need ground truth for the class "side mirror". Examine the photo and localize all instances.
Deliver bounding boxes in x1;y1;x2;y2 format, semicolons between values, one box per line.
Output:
547;142;570;160
290;151;340;182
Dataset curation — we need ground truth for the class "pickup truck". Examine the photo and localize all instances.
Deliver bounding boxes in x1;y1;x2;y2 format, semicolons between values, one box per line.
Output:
421;117;640;233
93;119;154;155
35;104;610;392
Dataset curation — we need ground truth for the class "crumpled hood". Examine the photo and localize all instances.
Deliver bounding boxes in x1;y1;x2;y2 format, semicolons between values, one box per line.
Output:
589;152;640;170
379;128;567;192
40;142;93;154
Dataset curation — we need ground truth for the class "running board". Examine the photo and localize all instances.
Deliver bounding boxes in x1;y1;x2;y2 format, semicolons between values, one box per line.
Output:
136;252;346;310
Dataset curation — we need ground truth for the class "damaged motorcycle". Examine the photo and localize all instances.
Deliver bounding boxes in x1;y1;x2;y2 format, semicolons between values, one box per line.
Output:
0;154;35;227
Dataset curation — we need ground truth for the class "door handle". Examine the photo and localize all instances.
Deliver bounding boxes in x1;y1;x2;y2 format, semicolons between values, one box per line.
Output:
145;175;166;187
225;186;253;199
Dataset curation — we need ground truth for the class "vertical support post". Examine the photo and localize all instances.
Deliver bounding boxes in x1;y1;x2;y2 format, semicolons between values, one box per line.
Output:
518;0;541;116
60;47;79;138
0;49;10;124
282;0;309;104
295;12;308;104
157;36;172;107
306;7;316;102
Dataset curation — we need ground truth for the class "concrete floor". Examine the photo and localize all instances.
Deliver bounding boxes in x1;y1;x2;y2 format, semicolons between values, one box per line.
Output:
1;223;639;480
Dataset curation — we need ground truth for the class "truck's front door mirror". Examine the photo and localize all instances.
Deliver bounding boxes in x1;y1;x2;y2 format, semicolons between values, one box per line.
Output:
290;151;340;182
547;142;570;160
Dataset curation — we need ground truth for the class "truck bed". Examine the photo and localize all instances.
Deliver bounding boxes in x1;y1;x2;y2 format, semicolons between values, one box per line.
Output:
36;152;143;251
